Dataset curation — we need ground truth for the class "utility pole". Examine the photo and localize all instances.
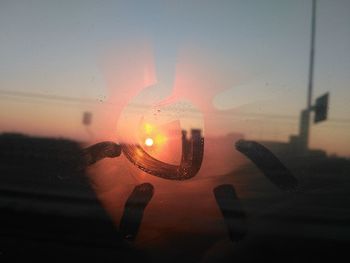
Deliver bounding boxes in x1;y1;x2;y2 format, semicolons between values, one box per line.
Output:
299;0;317;153
308;0;317;110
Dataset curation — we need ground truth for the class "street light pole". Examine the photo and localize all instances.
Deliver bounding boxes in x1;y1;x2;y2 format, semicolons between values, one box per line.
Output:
298;0;317;153
307;0;317;110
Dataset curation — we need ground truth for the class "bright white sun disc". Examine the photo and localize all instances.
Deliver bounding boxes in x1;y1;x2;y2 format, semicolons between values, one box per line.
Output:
145;138;154;147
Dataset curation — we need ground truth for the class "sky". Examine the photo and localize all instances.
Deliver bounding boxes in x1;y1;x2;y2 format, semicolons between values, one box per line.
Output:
0;0;350;156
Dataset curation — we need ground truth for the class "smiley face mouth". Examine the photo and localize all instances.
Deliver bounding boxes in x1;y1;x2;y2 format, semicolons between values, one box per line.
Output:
121;129;204;180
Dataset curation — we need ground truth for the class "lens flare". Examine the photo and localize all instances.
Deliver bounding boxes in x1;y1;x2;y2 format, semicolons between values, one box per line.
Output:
144;123;154;134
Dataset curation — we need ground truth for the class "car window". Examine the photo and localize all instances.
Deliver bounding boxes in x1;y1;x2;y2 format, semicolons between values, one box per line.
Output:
1;1;349;262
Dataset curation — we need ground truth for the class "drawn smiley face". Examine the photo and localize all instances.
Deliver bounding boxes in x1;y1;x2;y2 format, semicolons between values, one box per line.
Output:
84;44;298;256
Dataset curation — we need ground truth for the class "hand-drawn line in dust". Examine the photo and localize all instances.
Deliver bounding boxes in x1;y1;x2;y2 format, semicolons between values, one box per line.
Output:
214;184;247;242
120;133;204;180
235;139;298;192
119;183;154;241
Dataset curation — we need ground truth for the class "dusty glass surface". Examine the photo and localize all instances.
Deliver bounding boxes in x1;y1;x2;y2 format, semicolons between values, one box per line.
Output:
1;1;349;262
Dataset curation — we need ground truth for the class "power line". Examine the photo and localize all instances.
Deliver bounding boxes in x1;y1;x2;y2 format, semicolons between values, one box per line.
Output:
0;89;96;103
1;88;349;125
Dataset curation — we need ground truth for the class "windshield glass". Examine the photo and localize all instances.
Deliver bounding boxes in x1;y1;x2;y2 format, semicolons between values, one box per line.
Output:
1;1;349;262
